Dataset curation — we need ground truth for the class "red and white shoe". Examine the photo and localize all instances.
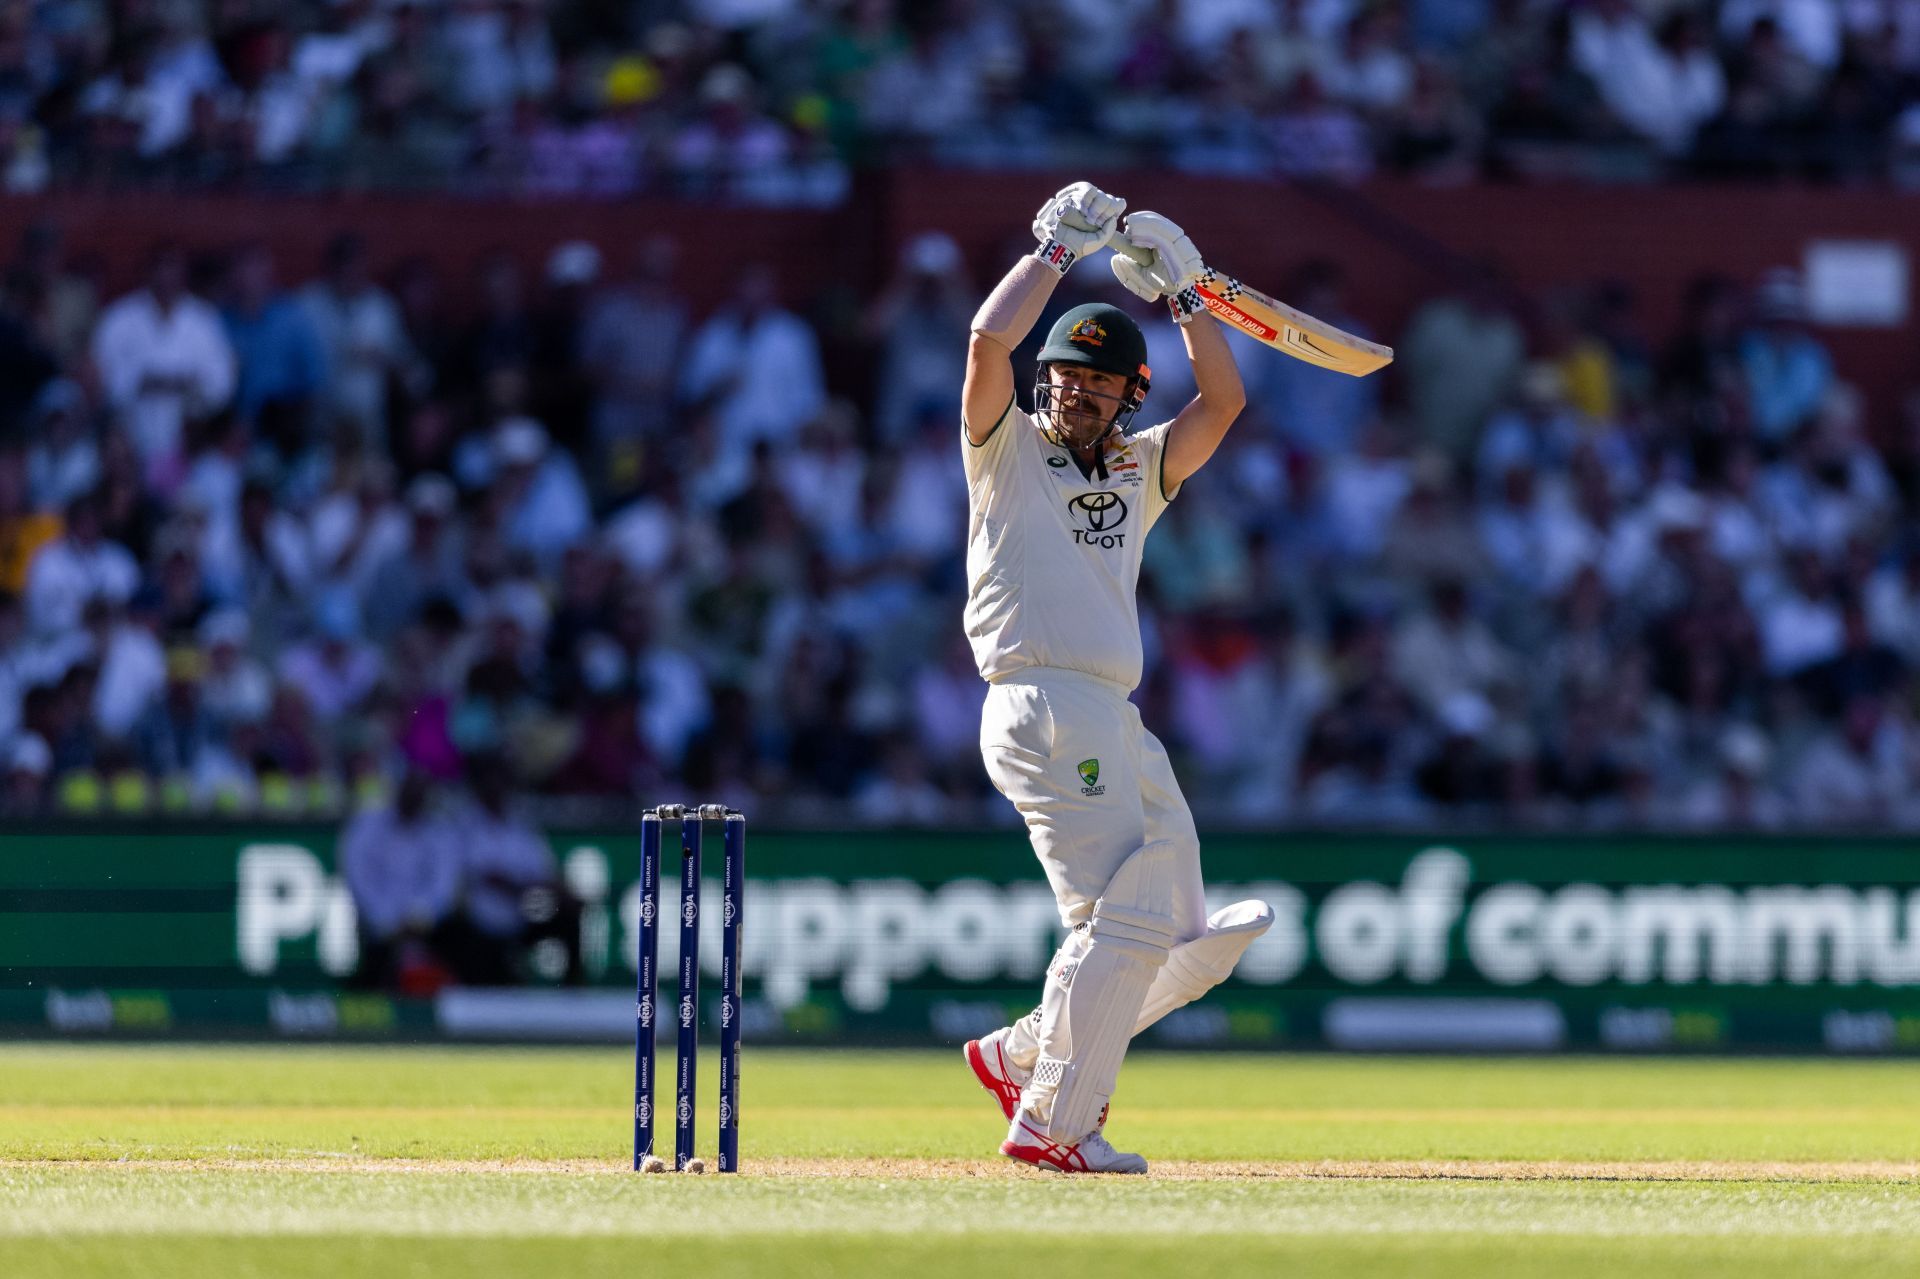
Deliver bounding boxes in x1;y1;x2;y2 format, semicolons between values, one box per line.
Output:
1001;1111;1148;1175
963;1032;1028;1121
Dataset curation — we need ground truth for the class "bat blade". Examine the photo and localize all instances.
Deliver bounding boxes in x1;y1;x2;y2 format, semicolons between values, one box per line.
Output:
1190;271;1393;378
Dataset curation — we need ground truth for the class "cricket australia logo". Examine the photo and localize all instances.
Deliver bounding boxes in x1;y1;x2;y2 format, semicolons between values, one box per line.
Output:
1067;317;1107;346
1067;491;1128;549
1078;757;1105;796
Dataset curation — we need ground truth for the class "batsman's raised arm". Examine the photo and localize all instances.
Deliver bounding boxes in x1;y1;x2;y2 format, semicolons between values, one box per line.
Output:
1109;212;1246;489
963;182;1125;444
1163;300;1246;488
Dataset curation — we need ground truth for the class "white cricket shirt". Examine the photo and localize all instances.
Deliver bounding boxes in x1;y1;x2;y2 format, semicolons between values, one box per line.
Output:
962;401;1180;691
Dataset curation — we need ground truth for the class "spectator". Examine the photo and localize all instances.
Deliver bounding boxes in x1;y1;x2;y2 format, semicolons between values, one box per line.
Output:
862;232;972;444
668;64;791;199
90;593;166;742
1661;271;1748;412
1864;544;1920;667
307;448;408;600
440;0;555;118
299;231;411;444
23;493;138;637
1303;730;1430;825
277;593;383;725
1675;724;1789;829
220;242;325;453
1791;695;1904;825
0;445;60;596
456;249;535;391
1378;455;1486;594
1400;263;1525;461
527;241;599;453
1476;363;1582;494
1322;420;1414;561
483;420;583;564
25;381;103;517
362;474;467;641
1476;460;1590;600
1391;577;1514;716
198;609;271;736
1720;0;1843;70
134;646;216;781
614;592;709;767
1321;5;1415;117
1267;74;1374;179
1799;598;1905;716
1573;2;1725;157
681;263;825;457
580;235;687;482
340;769;476;992
2;730;50;814
214;479;311;642
89;241;236;491
786;403;869;548
78;30;203;161
1414;689;1504;809
1740;268;1834;442
1758;548;1845;676
0;267;58;425
457;751;579;984
1384;56;1484;176
853;733;949;824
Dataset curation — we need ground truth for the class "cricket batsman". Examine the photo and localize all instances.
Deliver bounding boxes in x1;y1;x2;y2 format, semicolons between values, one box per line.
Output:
960;182;1275;1173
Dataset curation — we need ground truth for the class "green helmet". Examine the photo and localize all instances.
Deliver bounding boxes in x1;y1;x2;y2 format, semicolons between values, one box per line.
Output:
1037;303;1148;379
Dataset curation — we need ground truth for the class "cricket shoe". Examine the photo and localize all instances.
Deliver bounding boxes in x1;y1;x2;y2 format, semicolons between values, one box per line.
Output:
963;1031;1029;1121
1001;1111;1148;1175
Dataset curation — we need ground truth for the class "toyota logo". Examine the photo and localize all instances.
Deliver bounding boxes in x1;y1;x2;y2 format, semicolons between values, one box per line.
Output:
1068;491;1128;532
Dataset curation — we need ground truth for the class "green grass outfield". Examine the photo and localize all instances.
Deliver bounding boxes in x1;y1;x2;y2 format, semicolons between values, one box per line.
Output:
3;1045;1919;1277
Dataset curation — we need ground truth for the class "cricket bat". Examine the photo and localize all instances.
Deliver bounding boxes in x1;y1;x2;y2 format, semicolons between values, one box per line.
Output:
1066;213;1394;377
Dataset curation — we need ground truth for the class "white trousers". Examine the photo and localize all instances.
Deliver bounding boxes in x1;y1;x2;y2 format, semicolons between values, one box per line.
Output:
979;667;1207;942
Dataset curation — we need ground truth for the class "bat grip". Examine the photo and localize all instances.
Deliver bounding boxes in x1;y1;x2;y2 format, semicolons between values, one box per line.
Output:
1058;210;1155;266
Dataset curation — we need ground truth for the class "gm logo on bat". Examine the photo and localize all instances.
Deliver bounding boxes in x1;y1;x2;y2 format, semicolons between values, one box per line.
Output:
1068;491;1128;548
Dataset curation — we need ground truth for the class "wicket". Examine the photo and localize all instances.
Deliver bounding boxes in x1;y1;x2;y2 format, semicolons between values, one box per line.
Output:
635;803;745;1173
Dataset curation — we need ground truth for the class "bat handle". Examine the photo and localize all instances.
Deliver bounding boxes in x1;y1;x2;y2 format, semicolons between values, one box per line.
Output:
1058;210;1156;266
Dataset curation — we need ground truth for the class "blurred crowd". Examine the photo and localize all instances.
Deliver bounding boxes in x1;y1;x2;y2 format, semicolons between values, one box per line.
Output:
3;203;1920;834
10;0;1920;198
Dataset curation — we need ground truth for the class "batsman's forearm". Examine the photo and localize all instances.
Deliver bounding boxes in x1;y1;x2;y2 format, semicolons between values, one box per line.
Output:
1184;312;1246;413
970;257;1063;353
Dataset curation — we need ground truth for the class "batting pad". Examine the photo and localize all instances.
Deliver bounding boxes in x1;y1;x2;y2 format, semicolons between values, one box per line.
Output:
1132;899;1274;1035
1024;841;1177;1142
